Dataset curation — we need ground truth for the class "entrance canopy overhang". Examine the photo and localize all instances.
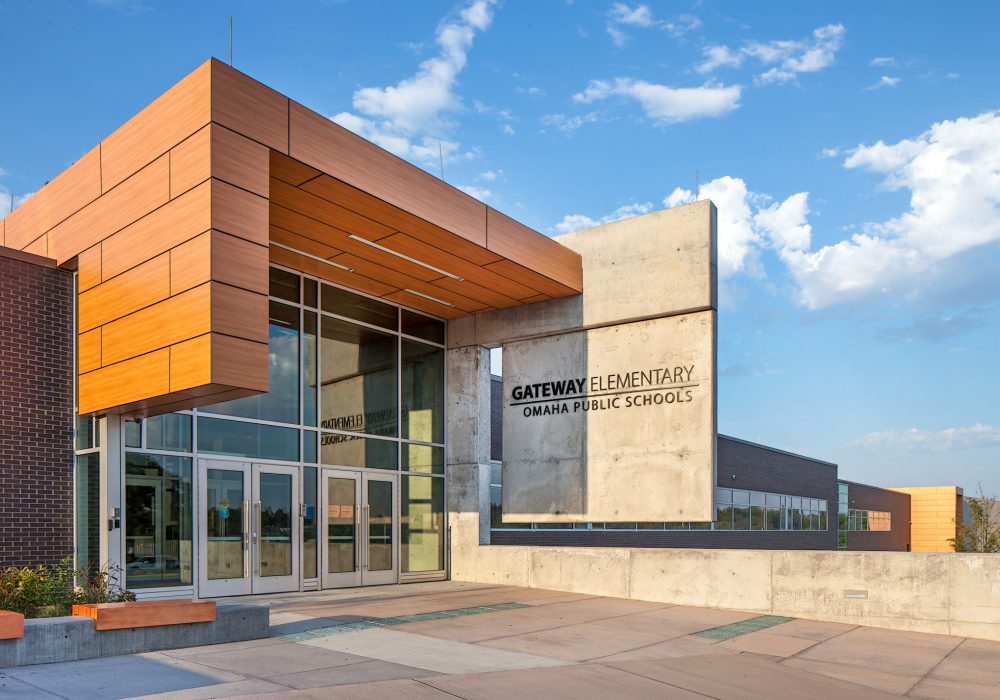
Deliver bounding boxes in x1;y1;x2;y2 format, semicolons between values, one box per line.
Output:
0;59;582;417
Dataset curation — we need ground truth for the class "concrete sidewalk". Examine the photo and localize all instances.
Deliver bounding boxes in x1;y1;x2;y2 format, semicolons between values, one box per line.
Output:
1;581;997;699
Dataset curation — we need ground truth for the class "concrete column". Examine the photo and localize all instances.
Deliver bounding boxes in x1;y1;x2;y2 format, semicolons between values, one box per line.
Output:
445;344;492;562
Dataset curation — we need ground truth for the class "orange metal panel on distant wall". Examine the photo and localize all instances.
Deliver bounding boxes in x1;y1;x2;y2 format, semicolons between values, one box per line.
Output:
889;486;964;552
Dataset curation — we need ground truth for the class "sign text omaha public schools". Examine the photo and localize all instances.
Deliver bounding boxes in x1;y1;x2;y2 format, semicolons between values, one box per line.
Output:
510;365;697;416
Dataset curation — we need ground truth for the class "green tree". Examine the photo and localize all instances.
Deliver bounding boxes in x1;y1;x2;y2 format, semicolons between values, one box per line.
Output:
950;487;1000;553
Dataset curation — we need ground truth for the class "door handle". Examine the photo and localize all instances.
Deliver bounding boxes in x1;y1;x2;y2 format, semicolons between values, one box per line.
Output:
362;504;370;571
355;506;361;572
242;499;251;579
253;501;262;576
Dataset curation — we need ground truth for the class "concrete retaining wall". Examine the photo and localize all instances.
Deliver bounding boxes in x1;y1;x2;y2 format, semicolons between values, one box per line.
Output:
451;545;1000;641
0;603;268;668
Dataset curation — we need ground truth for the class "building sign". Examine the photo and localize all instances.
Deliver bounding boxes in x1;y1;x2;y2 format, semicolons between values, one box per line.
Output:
501;311;716;523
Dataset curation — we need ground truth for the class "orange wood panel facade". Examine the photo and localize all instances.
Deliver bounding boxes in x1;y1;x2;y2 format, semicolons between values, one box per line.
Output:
0;58;582;417
888;486;964;552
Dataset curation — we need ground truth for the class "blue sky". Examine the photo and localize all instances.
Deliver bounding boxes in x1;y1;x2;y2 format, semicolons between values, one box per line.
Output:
2;0;998;493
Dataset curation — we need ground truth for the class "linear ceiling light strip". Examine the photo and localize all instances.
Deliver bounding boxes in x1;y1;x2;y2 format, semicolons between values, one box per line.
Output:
271;241;354;272
403;288;455;308
347;234;464;281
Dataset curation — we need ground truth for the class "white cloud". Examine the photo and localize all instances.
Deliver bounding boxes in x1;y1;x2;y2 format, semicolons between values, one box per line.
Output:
870;56;897;68
500;124;516;135
572;78;741;125
865;75;901;91
516;86;545;96
783;111;1000;308
696;23;845;85
552;202;653;234
458;185;492;202
332;0;496;167
665;177;810;278
541;111;610;134
820;147;842;158
606;3;700;45
853;423;1000;452
478;169;503;181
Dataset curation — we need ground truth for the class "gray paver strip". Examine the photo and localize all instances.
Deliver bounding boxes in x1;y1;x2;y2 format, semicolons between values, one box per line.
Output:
693;614;794;640
298;627;569;675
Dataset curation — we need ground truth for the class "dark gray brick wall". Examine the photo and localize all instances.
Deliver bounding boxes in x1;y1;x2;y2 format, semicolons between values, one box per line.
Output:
842;480;912;552
0;248;75;567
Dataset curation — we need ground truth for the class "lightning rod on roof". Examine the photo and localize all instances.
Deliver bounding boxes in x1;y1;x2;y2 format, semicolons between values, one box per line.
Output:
229;16;233;66
438;141;445;181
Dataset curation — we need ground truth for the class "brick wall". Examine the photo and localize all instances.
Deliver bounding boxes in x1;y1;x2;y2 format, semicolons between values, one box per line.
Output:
0;247;75;567
843;481;912;552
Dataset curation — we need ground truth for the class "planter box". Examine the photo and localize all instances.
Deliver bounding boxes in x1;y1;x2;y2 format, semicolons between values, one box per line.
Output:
72;600;216;631
0;611;24;640
0;603;267;668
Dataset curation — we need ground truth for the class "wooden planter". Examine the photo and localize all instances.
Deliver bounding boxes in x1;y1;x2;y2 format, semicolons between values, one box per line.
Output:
71;599;216;631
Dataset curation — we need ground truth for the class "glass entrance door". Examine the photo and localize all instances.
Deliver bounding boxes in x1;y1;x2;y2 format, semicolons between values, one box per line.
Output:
320;469;397;588
198;460;299;597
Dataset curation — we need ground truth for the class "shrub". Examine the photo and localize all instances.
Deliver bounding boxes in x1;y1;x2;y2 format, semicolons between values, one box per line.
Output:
0;557;134;618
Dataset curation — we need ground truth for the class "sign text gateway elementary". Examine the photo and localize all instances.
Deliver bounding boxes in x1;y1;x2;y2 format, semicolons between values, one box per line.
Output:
510;365;698;417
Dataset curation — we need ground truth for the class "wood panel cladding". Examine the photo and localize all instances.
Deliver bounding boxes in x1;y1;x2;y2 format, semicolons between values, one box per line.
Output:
1;57;581;416
100;61;212;192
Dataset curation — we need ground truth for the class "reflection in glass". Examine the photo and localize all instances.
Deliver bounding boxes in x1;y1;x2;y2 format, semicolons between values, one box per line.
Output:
402;443;443;474
320;316;398;437
202;302;300;423
303;277;318;308
205;469;245;580
76;416;97;450
75;454;101;570
714;504;733;530
198;417;299;461
402;341;444;444
401;309;444;344
321;283;398;331
320;433;398;470
145;413;192;452
327;477;356;574
402;476;444;573
367;479;393;572
304;311;318;426
125;453;192;588
303;467;317;579
258;474;292;577
303;430;318;464
124;419;141;448
269;267;300;304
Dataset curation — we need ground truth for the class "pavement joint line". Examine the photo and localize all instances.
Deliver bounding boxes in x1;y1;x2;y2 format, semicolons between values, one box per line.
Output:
276;602;532;642
903;636;967;697
693;615;795;641
778;623;860;663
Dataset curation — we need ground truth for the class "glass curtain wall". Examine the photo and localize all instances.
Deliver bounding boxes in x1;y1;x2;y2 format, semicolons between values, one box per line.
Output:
117;266;447;590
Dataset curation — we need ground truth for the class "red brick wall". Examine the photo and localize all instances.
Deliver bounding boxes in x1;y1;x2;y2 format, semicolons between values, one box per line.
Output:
0;247;75;567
